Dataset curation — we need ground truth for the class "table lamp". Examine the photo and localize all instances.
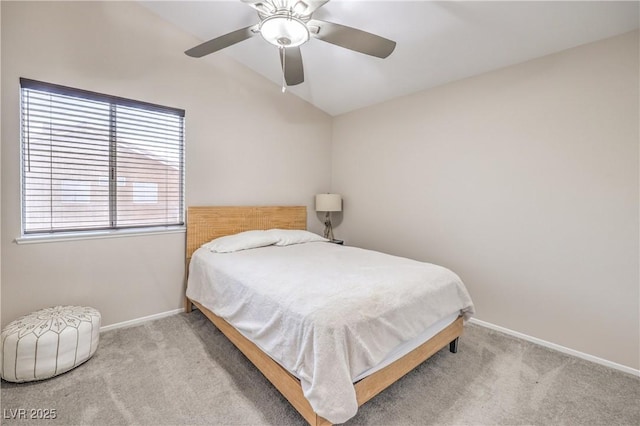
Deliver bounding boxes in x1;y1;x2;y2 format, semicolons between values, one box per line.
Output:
315;193;342;240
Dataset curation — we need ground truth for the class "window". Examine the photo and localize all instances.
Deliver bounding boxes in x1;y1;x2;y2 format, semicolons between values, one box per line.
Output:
60;180;91;204
20;78;185;236
133;182;159;204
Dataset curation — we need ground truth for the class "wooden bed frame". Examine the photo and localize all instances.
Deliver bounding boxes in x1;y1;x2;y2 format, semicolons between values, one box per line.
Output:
184;206;463;426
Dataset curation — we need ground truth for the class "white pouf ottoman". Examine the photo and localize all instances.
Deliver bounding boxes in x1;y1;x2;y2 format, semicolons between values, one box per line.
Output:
1;306;101;383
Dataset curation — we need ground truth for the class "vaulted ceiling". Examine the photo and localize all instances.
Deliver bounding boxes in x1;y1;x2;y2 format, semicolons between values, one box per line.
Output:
140;1;639;116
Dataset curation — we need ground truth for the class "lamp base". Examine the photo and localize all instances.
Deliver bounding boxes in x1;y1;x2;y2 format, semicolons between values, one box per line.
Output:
323;212;334;241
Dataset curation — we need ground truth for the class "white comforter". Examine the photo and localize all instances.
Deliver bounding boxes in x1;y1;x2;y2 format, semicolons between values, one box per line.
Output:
187;242;474;423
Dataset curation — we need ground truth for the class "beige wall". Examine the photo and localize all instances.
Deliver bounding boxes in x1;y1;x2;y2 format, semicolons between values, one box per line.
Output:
332;31;639;369
1;1;332;326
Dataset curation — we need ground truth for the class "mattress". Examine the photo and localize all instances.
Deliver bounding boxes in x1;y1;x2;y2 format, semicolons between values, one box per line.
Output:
187;241;474;423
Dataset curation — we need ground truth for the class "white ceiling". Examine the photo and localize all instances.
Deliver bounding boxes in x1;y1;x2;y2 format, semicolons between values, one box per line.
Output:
140;1;639;116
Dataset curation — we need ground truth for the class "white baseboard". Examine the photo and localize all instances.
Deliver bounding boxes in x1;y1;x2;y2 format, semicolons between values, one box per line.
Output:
98;309;638;377
100;308;184;333
469;318;639;377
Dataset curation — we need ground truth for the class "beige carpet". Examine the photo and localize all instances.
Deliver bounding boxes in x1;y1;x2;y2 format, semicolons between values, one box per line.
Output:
1;310;638;425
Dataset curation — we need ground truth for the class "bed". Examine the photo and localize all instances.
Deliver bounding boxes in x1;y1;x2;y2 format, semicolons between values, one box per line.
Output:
185;206;474;425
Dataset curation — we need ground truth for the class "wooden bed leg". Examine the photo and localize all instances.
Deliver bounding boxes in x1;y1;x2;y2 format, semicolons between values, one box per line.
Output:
185;297;193;313
313;413;332;426
449;337;459;353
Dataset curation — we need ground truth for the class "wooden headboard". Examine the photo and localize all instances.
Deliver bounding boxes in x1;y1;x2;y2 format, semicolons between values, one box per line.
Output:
186;206;307;262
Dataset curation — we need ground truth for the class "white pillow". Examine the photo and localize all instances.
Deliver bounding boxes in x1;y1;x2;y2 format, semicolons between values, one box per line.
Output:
203;230;279;253
268;229;328;246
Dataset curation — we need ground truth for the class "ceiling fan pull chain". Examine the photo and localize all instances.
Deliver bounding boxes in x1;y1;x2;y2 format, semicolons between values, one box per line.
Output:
280;46;287;93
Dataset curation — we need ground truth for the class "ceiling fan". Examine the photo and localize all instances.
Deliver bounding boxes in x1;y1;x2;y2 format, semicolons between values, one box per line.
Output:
184;0;396;88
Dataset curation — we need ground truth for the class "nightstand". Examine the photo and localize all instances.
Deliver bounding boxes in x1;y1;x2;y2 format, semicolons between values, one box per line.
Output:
329;239;344;245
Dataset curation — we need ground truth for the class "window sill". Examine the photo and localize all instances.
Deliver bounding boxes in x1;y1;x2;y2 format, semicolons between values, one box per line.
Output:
15;226;185;245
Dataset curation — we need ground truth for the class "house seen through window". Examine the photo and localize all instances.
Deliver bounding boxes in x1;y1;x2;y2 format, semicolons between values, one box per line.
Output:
20;78;185;235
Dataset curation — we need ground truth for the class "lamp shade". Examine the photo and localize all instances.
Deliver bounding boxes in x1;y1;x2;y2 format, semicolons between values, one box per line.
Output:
315;193;342;212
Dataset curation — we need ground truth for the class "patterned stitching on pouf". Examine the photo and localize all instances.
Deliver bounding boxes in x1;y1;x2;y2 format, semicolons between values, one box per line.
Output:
1;306;101;382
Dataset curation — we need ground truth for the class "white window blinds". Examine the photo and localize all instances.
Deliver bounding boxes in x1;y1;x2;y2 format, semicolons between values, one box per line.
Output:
20;78;185;235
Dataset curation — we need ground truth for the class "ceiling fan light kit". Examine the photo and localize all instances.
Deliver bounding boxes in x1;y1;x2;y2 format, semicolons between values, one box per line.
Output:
185;0;396;89
260;14;309;47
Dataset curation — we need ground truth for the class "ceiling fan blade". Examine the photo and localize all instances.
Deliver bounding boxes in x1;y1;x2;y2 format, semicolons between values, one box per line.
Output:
308;19;396;58
185;25;258;58
279;47;304;86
